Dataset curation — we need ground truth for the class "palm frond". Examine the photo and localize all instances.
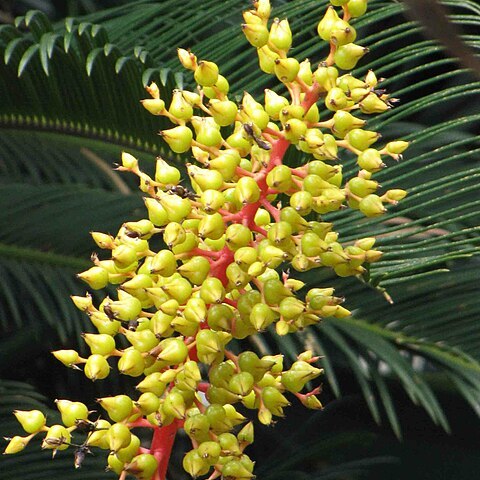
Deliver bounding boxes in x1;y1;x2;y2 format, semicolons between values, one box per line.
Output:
0;9;183;158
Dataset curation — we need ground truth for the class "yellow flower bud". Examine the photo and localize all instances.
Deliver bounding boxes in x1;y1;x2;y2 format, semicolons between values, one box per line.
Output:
243;22;269;48
4;435;30;454
269;18;292;51
274;57;300;83
177;48;197;70
257;44;279;73
194;60;219;87
141;98;166;115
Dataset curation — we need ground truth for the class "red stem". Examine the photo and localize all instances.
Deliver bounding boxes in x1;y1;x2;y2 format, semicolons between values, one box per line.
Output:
198;381;210;393
223;297;238;308
151;420;183;480
235;166;255;177
128;418;155;429
290;166;308;178
210;246;235;286
301;83;323;112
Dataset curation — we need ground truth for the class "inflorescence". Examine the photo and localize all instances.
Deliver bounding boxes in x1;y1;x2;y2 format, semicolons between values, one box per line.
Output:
4;1;408;479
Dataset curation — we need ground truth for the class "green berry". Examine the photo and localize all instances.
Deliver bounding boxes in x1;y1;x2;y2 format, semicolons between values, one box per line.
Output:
83;333;116;356
235;177;261;205
118;348;145;377
218;432;241;455
290;190;313;215
200;277;226;304
249;303;277;331
269;18;292;51
203;74;230;98
84;354;110;381
331;21;356;46
13;410;46;434
243;22;269;48
263;278;293;305
314;65;339;90
197;329;224;365
77;266;109;290
42;425;71;451
125;453;159;480
266;165;292;192
116;434;141;463
163;391;187;419
283;118;308;143
85;419;111;448
274;57;300;83
144;198;169;226
141;98;165;115
225;224;253;251
136;372;167;397
197;440;222;465
237;422;255;445
55;400;89;427
192;117;224;147
262;386;290;416
159;125;193;153
357;148;385;172
178;256;211;285
257;44;279;74
98;395;133;423
108;422;132;452
150;249;177;276
4;436;29;454
359;194;386;217
156;337;189;365
347;0;368;17
264;89;289;120
183;449;210;477
228;372;255;396
169;89;193;120
386;140;409;155
209;99;238;126
52;349;80;368
222;459;254;479
345;129;380;151
161;276;193;304
209;150;241;181
134;392;160;416
198;212;226;240
317;6;341;41
279;297;305;320
207;304;235;332
194;60;219;87
105;295;142;322
184;413;211;443
334;43;368;70
125;329;159;353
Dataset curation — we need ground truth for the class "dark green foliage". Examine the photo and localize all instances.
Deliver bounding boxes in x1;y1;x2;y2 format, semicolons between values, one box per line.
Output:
0;0;479;477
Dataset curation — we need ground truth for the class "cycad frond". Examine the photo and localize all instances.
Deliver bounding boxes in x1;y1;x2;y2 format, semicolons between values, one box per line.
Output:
1;9;182;157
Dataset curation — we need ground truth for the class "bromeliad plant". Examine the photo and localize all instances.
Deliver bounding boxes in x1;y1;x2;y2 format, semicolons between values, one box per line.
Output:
4;0;408;478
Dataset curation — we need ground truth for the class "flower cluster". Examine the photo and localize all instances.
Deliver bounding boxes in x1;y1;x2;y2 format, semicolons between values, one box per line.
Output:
4;1;407;479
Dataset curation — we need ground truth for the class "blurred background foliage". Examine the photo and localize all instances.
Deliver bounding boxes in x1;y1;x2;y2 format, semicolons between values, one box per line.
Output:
0;0;479;479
